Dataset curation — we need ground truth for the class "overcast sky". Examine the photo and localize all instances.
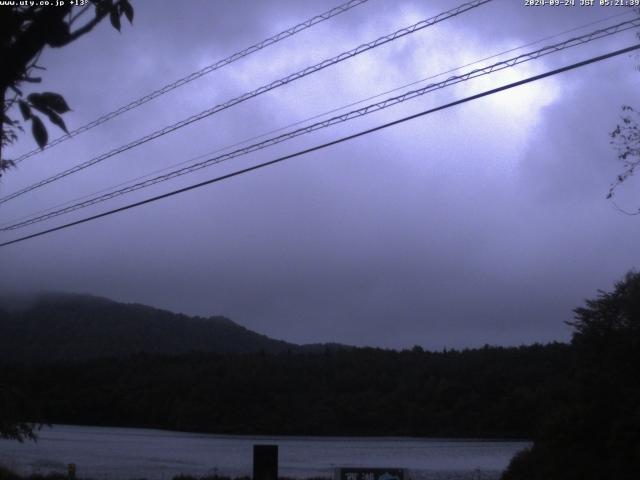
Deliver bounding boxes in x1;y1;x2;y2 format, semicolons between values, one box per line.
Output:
1;0;639;349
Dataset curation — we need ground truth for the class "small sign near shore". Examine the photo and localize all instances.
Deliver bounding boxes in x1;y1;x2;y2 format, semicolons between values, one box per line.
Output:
67;463;76;480
253;445;278;480
335;467;405;480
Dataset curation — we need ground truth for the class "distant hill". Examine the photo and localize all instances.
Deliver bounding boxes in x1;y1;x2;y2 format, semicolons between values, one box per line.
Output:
0;293;309;363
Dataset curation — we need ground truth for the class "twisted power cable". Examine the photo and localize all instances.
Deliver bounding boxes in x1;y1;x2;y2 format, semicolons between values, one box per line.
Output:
4;17;638;232
0;0;493;205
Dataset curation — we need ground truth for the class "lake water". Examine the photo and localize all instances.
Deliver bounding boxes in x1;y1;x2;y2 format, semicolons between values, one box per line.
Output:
0;425;529;480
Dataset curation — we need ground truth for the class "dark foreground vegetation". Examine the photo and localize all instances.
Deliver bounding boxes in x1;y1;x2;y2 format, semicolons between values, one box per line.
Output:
1;272;639;479
502;271;640;480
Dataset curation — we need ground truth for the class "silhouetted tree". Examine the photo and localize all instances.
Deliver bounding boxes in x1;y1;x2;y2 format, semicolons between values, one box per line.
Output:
0;0;134;442
0;383;43;442
0;0;134;176
503;271;640;480
606;16;640;213
608;106;640;213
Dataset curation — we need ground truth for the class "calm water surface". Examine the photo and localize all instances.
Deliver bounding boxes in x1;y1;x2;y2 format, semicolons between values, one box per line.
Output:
0;425;529;480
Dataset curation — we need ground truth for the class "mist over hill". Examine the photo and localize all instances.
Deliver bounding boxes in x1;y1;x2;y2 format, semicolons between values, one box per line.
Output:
0;293;312;363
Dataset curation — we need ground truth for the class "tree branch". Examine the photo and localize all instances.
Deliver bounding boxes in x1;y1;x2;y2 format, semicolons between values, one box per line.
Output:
65;9;110;44
69;4;92;27
611;200;640;216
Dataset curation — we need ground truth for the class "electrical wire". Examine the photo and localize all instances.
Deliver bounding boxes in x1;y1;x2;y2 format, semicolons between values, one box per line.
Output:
0;0;493;206
10;0;371;164
43;0;639;228
2;43;638;249
3;17;639;232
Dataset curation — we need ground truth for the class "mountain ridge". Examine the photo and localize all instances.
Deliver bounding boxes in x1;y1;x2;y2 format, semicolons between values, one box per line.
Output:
0;292;342;363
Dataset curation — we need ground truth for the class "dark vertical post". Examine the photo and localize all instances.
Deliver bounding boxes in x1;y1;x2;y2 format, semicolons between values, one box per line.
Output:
253;444;278;480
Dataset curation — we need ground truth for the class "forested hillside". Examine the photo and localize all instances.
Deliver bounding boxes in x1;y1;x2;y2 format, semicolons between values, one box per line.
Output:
1;343;571;439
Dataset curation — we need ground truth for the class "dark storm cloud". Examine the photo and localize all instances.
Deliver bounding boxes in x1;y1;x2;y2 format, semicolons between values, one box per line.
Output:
1;0;639;349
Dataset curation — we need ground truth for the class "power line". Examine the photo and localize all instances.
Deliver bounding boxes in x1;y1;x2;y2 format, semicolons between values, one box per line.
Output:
5;17;638;230
4;17;638;232
11;0;371;164
325;9;637;119
0;0;493;206
4;9;632;231
2;43;638;249
4;10;629;230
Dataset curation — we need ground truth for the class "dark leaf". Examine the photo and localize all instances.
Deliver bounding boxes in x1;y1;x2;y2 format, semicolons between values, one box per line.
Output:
29;103;51;117
27;93;46;112
94;2;108;17
28;92;71;114
31;115;48;149
110;8;121;31
46;20;71;47
23;76;42;83
95;1;115;18
120;0;134;23
43;109;68;134
40;92;71;113
18;100;31;120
